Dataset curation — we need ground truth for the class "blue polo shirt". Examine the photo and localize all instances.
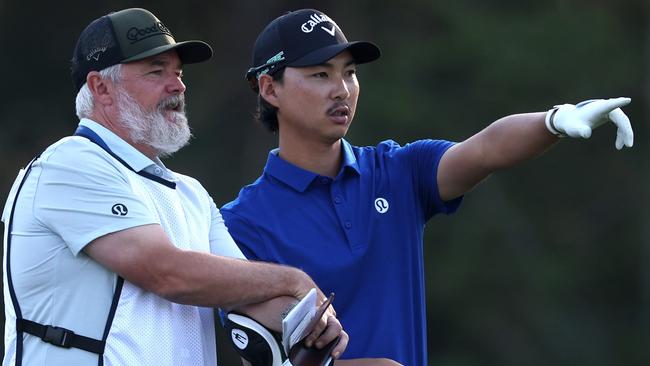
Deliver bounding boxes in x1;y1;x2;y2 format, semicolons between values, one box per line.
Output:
221;139;462;366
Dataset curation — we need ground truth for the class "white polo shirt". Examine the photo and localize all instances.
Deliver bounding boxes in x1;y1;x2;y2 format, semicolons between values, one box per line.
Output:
2;119;244;366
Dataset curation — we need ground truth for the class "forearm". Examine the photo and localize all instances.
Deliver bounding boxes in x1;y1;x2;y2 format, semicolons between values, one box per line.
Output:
477;112;558;170
153;250;313;309
438;112;558;200
233;295;298;331
85;225;316;309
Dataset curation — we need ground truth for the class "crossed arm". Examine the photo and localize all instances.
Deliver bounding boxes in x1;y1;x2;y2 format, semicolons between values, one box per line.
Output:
83;224;348;356
84;224;316;308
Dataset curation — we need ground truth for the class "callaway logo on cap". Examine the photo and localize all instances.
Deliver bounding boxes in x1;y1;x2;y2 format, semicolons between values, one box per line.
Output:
70;8;213;92
245;9;381;92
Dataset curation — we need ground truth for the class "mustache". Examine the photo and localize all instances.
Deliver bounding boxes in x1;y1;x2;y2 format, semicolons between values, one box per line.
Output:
158;94;185;111
326;101;350;115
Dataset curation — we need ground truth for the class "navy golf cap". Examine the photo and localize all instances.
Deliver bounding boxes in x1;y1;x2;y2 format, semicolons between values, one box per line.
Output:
245;9;381;92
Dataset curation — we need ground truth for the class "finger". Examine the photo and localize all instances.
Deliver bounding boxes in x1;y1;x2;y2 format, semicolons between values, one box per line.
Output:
325;304;337;318
609;108;634;149
563;124;592;139
331;330;349;359
304;312;328;347
315;288;327;302
616;135;624;150
314;315;342;349
581;97;631;116
615;132;634;149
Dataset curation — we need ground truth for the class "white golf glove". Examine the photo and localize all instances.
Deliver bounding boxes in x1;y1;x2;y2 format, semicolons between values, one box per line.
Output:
545;97;633;150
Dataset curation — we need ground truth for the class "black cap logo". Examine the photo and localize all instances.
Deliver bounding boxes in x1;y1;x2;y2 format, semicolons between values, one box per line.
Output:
126;21;173;44
86;46;108;61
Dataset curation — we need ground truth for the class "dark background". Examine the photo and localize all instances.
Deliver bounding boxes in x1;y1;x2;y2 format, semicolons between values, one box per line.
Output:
1;1;649;365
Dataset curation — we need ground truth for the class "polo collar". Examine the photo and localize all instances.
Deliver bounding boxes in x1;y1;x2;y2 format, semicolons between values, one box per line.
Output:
78;119;163;174
341;140;361;175
265;139;360;192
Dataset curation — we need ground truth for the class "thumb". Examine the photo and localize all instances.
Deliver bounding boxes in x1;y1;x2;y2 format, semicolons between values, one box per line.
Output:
563;124;592;139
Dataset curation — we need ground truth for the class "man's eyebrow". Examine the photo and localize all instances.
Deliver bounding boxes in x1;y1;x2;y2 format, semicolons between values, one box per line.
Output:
149;58;168;67
149;57;183;68
315;59;357;68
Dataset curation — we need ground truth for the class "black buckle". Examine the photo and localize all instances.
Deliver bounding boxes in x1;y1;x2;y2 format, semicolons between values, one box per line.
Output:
43;325;74;348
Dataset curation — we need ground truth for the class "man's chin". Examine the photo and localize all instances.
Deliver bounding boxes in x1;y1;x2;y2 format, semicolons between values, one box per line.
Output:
155;140;189;158
165;113;188;126
329;126;350;141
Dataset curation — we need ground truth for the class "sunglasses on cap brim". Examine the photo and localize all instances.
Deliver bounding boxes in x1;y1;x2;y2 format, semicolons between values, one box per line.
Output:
245;59;286;92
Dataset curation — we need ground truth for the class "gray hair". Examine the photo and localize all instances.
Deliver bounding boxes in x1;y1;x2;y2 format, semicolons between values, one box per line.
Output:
75;64;123;120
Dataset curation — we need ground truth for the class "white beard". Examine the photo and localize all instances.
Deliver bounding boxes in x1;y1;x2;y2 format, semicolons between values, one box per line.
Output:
115;86;192;158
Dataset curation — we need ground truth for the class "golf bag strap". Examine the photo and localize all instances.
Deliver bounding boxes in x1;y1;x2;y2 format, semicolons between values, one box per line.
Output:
5;147;125;364
16;319;105;354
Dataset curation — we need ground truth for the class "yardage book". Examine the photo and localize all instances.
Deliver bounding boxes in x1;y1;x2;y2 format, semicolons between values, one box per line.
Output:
282;288;317;354
281;289;338;365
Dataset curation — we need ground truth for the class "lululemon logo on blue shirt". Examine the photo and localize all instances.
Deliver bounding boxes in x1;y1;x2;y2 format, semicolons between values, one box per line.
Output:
111;204;128;216
374;198;389;213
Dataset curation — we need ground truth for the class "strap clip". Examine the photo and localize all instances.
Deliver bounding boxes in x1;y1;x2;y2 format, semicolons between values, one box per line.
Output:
43;325;75;348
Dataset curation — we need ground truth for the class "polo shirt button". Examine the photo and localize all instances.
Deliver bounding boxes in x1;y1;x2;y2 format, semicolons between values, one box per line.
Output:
154;167;162;175
320;177;329;185
334;196;342;204
344;221;352;229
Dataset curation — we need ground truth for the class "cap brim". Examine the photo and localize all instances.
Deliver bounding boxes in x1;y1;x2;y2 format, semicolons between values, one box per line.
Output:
121;40;213;65
288;41;380;67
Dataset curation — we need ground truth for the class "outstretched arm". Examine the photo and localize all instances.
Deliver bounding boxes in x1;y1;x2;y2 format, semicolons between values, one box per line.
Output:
438;112;555;201
437;97;633;201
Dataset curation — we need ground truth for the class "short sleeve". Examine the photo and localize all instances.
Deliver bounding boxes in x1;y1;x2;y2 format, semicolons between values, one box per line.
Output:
33;140;159;255
209;199;246;259
387;139;463;219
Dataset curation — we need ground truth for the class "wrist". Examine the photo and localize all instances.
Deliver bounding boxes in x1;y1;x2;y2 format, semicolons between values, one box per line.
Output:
544;106;566;137
288;267;316;299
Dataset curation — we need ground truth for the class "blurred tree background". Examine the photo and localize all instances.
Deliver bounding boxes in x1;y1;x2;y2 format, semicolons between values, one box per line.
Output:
1;0;648;365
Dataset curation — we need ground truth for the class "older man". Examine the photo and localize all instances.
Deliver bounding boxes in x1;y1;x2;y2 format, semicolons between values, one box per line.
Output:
2;8;347;365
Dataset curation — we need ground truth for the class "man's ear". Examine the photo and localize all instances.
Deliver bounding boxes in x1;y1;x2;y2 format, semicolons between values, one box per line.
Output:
86;71;114;106
258;74;279;108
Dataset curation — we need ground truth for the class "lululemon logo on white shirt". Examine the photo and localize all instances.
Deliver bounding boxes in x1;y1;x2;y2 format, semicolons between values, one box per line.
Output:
231;329;249;349
111;203;128;216
374;198;389;213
